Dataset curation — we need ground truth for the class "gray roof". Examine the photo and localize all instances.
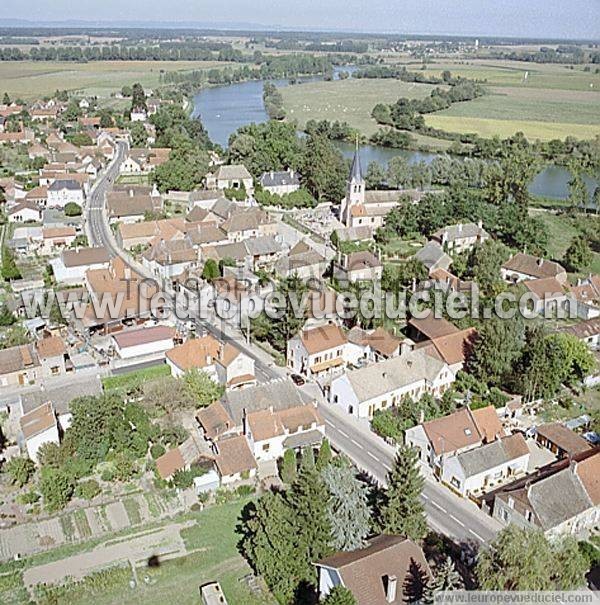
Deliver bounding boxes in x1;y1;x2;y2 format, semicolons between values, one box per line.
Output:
210;197;237;220
334;226;373;243
342;349;446;404
260;170;300;188
221;378;313;425
214;164;252;181
21;375;103;415
48;179;81;191
455;435;527;478
283;428;324;449
415;241;452;271
244;235;282;257
349;148;363;183
528;468;593;531
433;222;489;242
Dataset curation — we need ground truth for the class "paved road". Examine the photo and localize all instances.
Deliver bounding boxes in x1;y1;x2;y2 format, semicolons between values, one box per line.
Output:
85;143;283;385
86;142;500;547
319;402;502;545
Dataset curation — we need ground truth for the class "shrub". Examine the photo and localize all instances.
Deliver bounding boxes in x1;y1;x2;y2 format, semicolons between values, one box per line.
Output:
74;480;101;500
150;443;166;459
236;485;255;497
100;468;114;482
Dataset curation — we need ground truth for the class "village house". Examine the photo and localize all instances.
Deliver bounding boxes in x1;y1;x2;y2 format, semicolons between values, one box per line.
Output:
107;189;163;224
120;147;170;174
50;247;111;286
329;349;455;420
206;164;254;195
535;422;593;458
414;240;453;274
245;404;324;462
561;317;600;350
414;327;477;375
523;277;570;316
36;334;68;377
568;274;600;320
82;257;161;334
346;326;408;365
155;436;205;481
25;185;48;206
213;434;257;485
440;432;530;497
7;201;43;223
0;344;41;387
432;221;490;253
405;405;505;473
112;325;176;360
501;252;568;284
186;189;224;211
275;240;328;280
490;449;600;537
166;334;256;390
315;534;431;604
221;208;278;242
287;323;349;381
259;169;300;195
333;250;383;284
116;217;187;249
40;227;77;255
46;179;85;209
197;379;321;469
141;238;200;280
19;401;60;462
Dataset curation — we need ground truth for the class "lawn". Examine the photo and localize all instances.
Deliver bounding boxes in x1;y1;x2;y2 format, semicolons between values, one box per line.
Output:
101;364;170;392
280;78;441;137
0;60;233;100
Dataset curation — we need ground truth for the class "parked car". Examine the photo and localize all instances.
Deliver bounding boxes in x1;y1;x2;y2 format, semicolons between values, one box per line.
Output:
290;373;305;386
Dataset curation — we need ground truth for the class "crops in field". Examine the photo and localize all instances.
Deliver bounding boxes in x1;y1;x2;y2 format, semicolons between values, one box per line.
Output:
0;60;232;99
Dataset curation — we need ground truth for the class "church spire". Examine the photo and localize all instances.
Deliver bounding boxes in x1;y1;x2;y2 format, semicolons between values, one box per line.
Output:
349;137;363;183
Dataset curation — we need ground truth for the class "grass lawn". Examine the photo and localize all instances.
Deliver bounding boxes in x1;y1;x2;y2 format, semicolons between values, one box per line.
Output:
0;60;233;100
280;78;440;137
101;364;170;392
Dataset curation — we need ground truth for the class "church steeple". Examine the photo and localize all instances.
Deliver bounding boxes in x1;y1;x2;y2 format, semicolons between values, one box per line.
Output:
349;139;363;183
341;139;365;226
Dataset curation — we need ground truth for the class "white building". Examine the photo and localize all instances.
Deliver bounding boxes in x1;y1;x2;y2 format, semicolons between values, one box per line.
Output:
47;179;85;209
329;349;455;420
432;222;489;254
287;323;349;381
7;202;43;223
440;433;530;497
206;164;254;195
246;404;324;462
259;169;300;196
112;325;176;360
19;401;60;462
50;247;111;286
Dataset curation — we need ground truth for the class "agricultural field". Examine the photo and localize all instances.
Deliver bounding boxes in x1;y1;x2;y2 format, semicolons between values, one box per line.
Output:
0;60;233;100
280;78;441;137
425;83;600;141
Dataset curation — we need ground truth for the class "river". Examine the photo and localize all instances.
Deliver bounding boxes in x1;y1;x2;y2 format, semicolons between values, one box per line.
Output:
192;74;599;204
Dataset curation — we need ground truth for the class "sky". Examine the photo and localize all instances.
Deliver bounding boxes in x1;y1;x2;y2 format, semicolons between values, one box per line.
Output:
2;0;599;39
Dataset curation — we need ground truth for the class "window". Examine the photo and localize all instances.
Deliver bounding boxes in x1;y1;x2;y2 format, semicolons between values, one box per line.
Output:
451;477;461;489
525;510;533;523
508;497;514;509
464;428;472;436
262;443;270;451
500;508;509;522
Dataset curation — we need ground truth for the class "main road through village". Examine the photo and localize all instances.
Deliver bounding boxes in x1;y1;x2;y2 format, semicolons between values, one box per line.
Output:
85;141;502;546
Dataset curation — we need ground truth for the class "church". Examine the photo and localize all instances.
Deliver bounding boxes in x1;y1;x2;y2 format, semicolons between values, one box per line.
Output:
339;147;432;230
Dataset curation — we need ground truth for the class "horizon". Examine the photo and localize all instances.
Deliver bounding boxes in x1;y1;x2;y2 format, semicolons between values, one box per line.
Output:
1;0;599;40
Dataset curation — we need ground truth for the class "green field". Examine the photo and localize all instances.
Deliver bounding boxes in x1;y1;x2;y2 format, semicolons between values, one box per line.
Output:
0;60;233;99
280;78;441;137
425;83;600;141
421;60;600;91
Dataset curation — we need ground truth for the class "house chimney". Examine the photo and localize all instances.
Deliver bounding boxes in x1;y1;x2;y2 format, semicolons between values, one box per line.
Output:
129;189;133;197
386;575;397;603
458;223;463;233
